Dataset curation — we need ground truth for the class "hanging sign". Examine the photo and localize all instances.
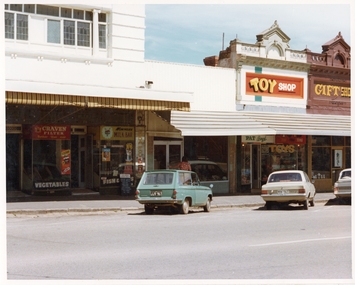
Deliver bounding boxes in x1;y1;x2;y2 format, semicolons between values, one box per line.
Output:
100;126;134;140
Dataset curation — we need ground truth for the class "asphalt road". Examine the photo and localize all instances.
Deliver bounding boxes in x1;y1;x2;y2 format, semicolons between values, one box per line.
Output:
7;203;352;282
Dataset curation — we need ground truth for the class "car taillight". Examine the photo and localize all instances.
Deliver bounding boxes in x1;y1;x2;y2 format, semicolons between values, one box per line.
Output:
172;189;177;199
298;188;306;193
135;190;140;199
261;190;268;195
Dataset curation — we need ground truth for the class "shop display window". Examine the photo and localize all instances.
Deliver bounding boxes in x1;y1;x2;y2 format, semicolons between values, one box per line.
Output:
241;144;251;185
312;147;331;179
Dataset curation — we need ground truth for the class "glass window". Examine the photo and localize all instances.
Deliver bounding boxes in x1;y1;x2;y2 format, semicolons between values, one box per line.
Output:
85;11;93;21
99;24;106;48
61;7;72;18
5;12;14;39
16;14;28;40
64;20;75;45
37;5;59;17
345;136;351;146
99;13;106;23
73;9;84;20
47;19;60;43
345;147;351;168
332;136;344;146
77;22;90;47
312;147;331;179
24;4;35;13
9;4;22;12
312;136;331;146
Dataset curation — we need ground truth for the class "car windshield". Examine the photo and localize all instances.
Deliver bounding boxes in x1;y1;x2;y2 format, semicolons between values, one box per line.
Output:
143;173;174;185
268;173;302;183
340;170;351;179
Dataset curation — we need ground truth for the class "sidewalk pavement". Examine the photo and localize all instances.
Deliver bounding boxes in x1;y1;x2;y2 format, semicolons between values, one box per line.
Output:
6;192;337;215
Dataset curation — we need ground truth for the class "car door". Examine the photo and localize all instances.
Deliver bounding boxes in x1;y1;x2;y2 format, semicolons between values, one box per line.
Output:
191;172;208;206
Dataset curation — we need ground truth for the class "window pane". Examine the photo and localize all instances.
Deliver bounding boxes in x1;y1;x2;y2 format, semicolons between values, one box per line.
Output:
332;136;344;146
312;147;331;178
73;9;84;20
85;11;93;21
16;14;28;40
77;22;90;47
61;7;72;18
47;19;60;44
99;24;106;48
312;136;331;146
9;4;22;12
99;13;106;23
5;12;14;39
64;20;75;45
24;4;35;13
37;5;59;17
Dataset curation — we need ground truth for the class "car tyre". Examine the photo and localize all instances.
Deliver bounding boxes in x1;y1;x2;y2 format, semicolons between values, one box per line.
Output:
310;198;315;207
180;199;189;214
303;199;309;210
144;205;154;215
203;197;211;212
265;201;272;210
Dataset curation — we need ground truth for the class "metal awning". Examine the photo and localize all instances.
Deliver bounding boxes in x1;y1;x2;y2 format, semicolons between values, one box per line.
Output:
6;92;190;111
171;110;351;136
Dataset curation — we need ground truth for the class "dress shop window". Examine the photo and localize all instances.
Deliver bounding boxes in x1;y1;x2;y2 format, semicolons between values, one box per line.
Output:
4;4;107;49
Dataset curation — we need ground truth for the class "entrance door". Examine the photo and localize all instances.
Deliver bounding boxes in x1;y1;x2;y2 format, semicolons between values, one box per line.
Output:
78;135;93;189
252;145;261;190
154;141;183;169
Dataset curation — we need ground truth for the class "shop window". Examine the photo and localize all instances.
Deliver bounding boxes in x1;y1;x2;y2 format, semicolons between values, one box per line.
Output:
345;136;351;146
312;147;331;179
312;136;331;146
241;144;251;185
332;136;344;146
345;147;351;168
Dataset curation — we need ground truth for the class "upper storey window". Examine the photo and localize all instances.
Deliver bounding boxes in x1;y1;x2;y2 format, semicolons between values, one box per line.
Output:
4;4;107;49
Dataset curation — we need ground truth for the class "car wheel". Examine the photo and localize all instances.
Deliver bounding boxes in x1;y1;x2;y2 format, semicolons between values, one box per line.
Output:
144;205;154;215
203;197;211;212
180;199;189;214
265;201;272;210
303;199;309;210
310;198;315;207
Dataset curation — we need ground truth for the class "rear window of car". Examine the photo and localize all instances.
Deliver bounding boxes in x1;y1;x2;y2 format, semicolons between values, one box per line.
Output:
268;173;302;183
340;171;351;178
143;173;174;185
191;163;226;181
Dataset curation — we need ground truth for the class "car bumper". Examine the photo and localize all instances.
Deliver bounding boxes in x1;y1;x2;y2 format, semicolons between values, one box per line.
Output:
136;198;183;206
261;194;308;203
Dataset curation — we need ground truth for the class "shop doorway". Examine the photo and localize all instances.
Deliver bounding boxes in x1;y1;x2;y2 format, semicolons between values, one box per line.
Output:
154;140;183;169
72;135;93;189
252;145;261;190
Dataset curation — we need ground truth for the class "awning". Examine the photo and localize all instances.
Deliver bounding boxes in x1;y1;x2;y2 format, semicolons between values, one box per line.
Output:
171;110;351;136
6;92;190;111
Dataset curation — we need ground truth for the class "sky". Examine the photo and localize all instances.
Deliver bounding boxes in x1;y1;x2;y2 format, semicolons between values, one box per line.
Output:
144;2;352;65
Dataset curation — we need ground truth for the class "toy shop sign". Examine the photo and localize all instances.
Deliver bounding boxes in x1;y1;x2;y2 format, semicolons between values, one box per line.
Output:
246;72;304;98
29;125;71;140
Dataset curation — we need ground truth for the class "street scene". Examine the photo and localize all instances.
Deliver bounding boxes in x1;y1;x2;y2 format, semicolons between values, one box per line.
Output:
7;201;351;280
4;3;352;285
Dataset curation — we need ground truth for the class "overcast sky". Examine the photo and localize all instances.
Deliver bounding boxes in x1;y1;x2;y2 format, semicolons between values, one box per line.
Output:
144;2;351;65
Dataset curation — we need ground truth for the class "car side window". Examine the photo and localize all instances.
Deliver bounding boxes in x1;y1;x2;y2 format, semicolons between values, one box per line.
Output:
191;172;198;185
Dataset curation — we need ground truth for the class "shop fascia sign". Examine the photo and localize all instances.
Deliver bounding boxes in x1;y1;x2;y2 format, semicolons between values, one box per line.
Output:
246;72;304;99
314;83;351;98
100;126;134;140
242;135;274;143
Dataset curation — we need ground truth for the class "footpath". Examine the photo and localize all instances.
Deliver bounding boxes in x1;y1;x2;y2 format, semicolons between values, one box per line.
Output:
6;192;336;216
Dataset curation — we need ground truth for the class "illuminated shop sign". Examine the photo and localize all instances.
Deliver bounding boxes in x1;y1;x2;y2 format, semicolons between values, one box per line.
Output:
100;126;134;140
246;72;304;98
314;84;351;98
31;125;70;140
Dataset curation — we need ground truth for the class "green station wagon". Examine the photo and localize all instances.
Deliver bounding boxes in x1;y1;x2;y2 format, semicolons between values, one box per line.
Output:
135;170;213;215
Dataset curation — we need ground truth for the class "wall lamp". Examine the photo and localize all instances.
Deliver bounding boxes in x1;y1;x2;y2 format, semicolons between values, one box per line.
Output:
145;80;153;86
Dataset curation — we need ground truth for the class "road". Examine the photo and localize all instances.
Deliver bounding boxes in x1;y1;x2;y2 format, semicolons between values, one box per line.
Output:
7;203;352;281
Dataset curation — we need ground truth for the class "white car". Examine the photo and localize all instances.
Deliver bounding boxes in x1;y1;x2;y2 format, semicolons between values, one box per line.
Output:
333;168;351;200
261;170;316;210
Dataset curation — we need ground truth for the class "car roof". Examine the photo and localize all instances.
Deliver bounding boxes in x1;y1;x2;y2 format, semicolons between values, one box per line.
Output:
269;170;304;174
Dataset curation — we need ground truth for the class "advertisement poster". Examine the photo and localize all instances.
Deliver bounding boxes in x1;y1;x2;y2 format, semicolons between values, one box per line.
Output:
61;149;71;175
334;150;342;168
102;148;111;162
